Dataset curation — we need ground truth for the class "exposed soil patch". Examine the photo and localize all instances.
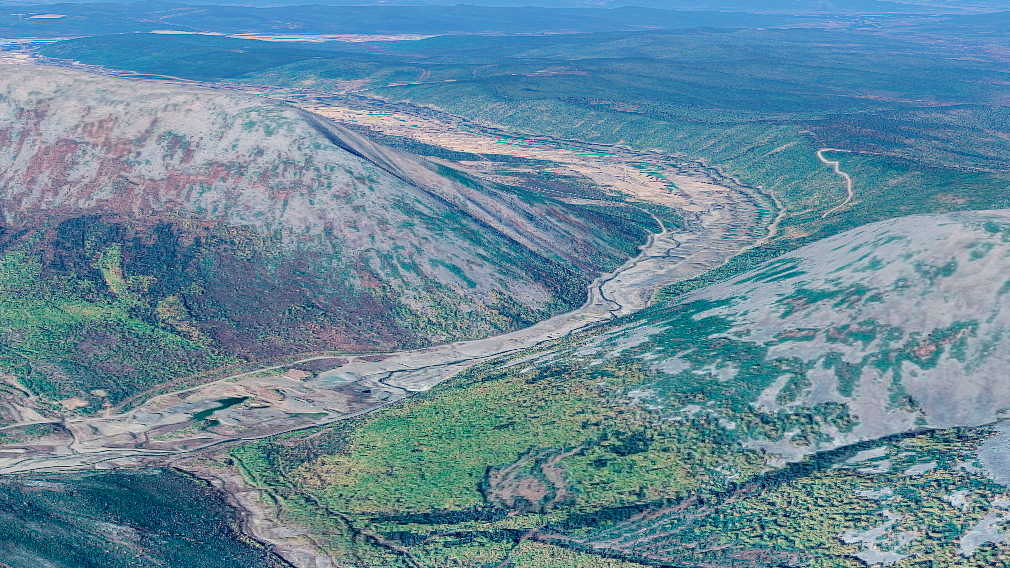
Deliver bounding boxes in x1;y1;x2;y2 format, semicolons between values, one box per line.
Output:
483;446;583;513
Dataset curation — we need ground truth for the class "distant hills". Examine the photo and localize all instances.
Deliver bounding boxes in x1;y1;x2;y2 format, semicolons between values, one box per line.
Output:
0;3;802;37
0;0;1002;43
0;0;996;14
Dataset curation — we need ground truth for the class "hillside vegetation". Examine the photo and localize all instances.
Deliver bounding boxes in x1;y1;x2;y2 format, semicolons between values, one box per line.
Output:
234;210;1010;566
44;28;1010;263
357;29;1010;238
23;16;1010;568
0;66;657;407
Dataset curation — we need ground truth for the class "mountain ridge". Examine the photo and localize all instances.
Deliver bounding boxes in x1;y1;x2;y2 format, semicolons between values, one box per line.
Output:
0;65;657;406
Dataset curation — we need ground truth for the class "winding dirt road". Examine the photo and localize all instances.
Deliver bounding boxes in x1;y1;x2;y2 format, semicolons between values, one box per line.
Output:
817;148;855;218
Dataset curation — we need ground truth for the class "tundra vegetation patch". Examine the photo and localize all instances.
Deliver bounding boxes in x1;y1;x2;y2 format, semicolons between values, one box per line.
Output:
233;211;1010;566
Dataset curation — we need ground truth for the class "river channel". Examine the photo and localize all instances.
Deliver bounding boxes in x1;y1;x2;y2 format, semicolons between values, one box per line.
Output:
0;89;779;474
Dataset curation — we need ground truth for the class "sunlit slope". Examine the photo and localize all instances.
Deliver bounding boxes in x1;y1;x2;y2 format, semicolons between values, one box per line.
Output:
235;209;1010;565
0;66;654;406
597;209;1010;445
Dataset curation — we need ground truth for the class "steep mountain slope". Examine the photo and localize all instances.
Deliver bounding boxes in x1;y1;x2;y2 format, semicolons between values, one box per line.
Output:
0;65;655;406
234;209;1010;566
0;469;286;568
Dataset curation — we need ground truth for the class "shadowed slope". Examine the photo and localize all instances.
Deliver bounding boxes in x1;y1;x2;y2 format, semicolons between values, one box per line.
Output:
0;469;287;568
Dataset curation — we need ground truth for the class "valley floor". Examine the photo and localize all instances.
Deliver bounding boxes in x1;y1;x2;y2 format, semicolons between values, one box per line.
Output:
0;62;780;565
0;96;776;475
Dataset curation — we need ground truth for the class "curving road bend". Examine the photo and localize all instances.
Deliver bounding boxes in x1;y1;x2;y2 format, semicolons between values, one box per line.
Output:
817;148;855;218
